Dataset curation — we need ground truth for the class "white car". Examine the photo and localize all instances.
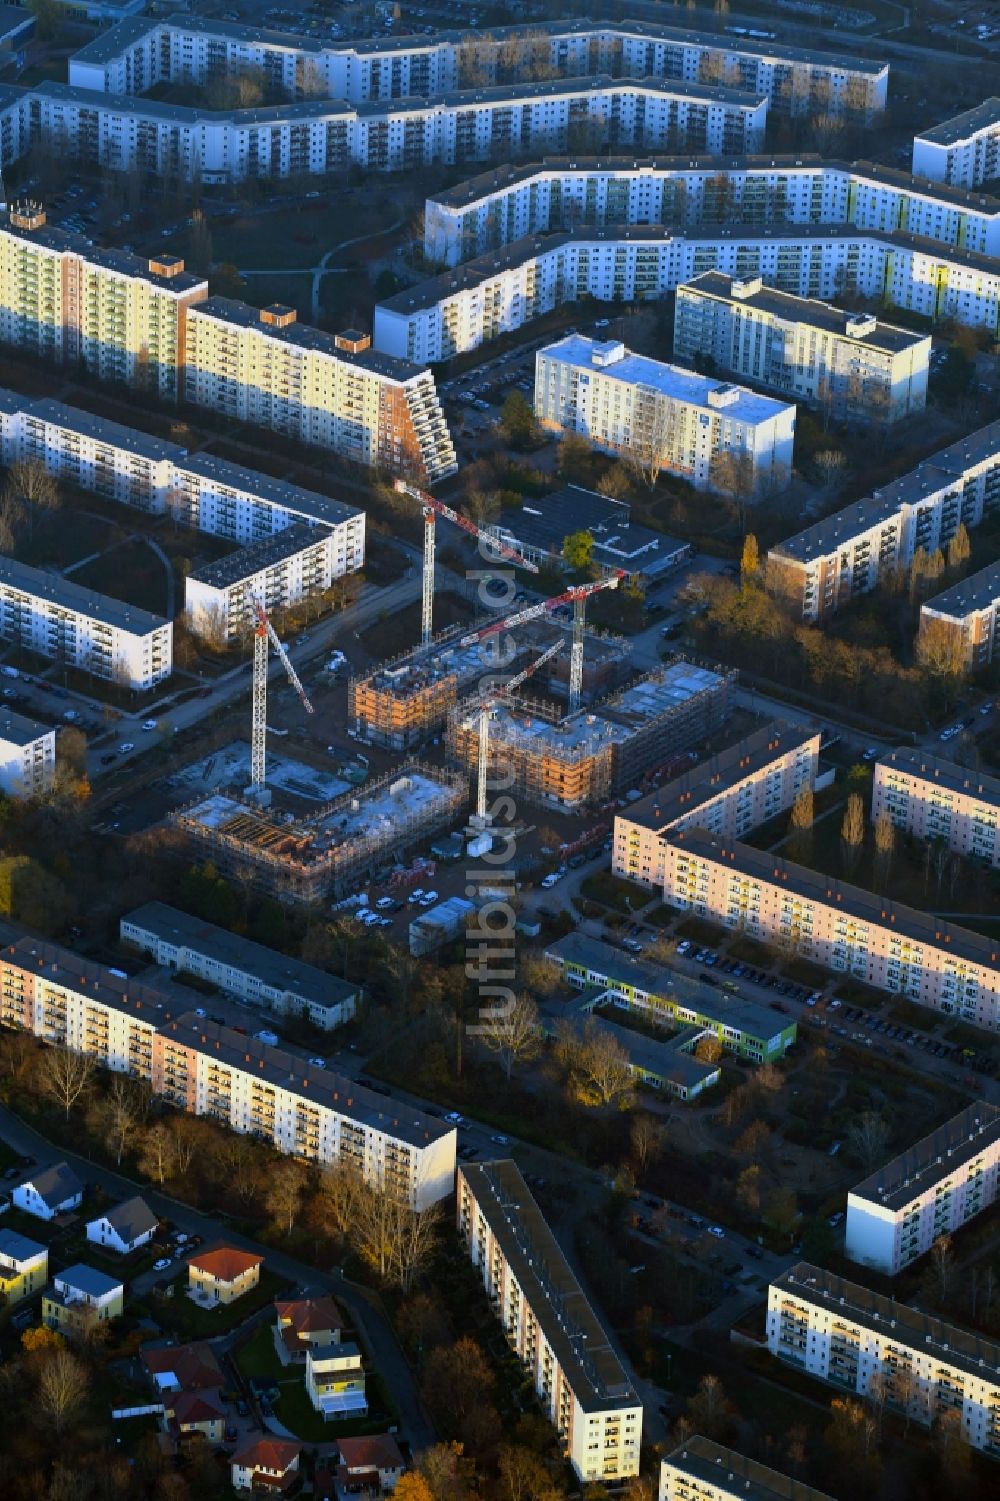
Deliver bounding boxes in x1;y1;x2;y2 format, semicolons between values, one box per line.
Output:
540;872;561;889
120;742;135;752
153;1258;172;1271
444;1111;464;1124
142;720;158;732
255;1030;279;1046
375;897;395;910
708;1225;726;1239
408;888;425;904
308;1056;326;1069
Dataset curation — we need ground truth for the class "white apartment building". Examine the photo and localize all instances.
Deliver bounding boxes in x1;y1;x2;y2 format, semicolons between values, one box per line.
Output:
66;15;886;118
184;524;342;643
913;99;1000;189
613;723;820;891
873;750;1000;868
660;1438;835;1501
0;74;766;184
154;1014;455;1208
0;557;171;691
121;901;360;1031
375;223;1000;364
768;1261;1000;1457
0;207;206;401
425;154;1000;268
458;1159;642;1483
0;710;55;799
183;302;455;485
767;421;1000;621
535;335;795;494
674;272;930;426
653;826;1000;1031
919;561;1000;672
844;1102;1000;1275
0;930;454;1208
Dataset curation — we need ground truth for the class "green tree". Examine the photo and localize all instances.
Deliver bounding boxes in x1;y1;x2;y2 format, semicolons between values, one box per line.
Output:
27;0;61;41
562;530;594;572
499;390;537;449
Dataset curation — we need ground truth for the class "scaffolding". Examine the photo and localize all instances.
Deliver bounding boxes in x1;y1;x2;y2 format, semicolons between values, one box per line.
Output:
171;762;469;904
445;658;736;814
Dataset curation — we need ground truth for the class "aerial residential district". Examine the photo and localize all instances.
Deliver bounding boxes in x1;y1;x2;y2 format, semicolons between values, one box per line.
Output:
4;2;1000;1501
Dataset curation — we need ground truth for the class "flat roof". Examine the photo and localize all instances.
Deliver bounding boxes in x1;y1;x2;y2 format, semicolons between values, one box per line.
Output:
122;901;358;1012
187;523;331;590
0;6;35;43
497;484;686;573
0;211;206;295
679;270;928;354
546;931;789;1043
664;1438;835;1501
179;453;362;529
191;297;425;382
0;708;52;747
921;560;1000;622
850;1101;1000;1212
2;934;195;1028
875;746;1000;809
381;220;1000;318
162;1012;452;1148
604;659;728;725
771;421;1000;565
775;1261;1000;1386
460;1158;639;1412
0;556;168;637
666;826;1000;975
916;98;1000;148
22;395;185;464
429;153;1000;216
0;1228;46;1263
559;989;719;1090
70;14;157;64
620;722;819;833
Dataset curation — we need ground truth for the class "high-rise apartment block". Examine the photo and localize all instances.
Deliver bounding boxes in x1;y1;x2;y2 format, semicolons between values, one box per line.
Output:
767;422;1000;621
913;99;1000;188
534;335;795;494
458;1159;642;1483
872;749;1000;867
0;711;56;798
660;1438;835;1501
845;1102;1000;1275
673;272;930;426
918;561;1000;672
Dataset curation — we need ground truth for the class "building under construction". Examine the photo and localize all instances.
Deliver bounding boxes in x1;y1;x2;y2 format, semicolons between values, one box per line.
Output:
171;763;468;903
349;620;631;751
446;659;733;813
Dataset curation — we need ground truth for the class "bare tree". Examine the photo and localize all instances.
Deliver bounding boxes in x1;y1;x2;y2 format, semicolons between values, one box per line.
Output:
630;1113;666;1175
266;1159;309;1236
318;1164;441;1291
104;1074;149;1165
710;449;757;531
36;1348;88;1434
554;1019;635;1109
138;1122;176;1185
38;1044;95;1120
4;458;59;541
930;1234;955;1307
477;993;542;1081
815;448;846;494
848;1110;890;1172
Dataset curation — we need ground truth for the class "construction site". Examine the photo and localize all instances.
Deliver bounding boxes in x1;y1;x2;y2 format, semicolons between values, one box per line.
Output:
446;659;735;814
348;619;632;751
170;763;469;903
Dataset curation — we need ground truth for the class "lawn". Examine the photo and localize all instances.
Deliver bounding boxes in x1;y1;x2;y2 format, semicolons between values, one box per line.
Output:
580;870;649;913
234;1323;395;1443
138;1266;291;1340
72;540;172;617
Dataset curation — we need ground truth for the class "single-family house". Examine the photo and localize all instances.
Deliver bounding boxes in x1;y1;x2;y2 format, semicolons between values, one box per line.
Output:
336;1435;406;1495
166;1387;227;1444
187;1245;262;1306
42;1263;124;1335
274;1295;344;1365
13;1162;83;1221
142;1340;224;1394
0;1228;48;1305
86;1195;158;1255
306;1342;367;1420
231;1435;302;1494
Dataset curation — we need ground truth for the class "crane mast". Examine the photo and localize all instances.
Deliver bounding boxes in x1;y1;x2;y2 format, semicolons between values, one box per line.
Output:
247;594;314;801
462;639;563;824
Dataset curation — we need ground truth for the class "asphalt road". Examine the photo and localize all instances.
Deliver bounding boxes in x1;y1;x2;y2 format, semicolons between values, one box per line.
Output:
0;1103;434;1451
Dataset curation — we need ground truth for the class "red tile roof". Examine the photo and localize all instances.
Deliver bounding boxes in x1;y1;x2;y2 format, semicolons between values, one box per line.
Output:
170;1389;226;1427
142;1341;223;1391
274;1295;344;1337
337;1434;404;1472
187;1244;263;1282
234;1436;301;1473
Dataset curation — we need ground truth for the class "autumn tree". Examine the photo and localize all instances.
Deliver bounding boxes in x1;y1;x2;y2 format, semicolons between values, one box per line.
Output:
38;1044;95;1120
694;1033;723;1064
873;810;895;891
497;1444;564;1501
266;1159;309;1236
477;993;542;1081
916;616;968;682
740;532;760;584
848;1111;890;1172
736;1164;762;1216
422;1339;500;1455
840;792;865;877
825;1396;881;1492
138;1122;176;1185
933;1407;972;1493
318;1164;442;1291
946;522;971;577
554;1019;634;1109
394;1476;435;1501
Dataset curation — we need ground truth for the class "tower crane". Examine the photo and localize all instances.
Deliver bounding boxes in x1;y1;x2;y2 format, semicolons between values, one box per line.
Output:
393;479;538;649
459;571;626;715
462;639;563;825
247;593;314;800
